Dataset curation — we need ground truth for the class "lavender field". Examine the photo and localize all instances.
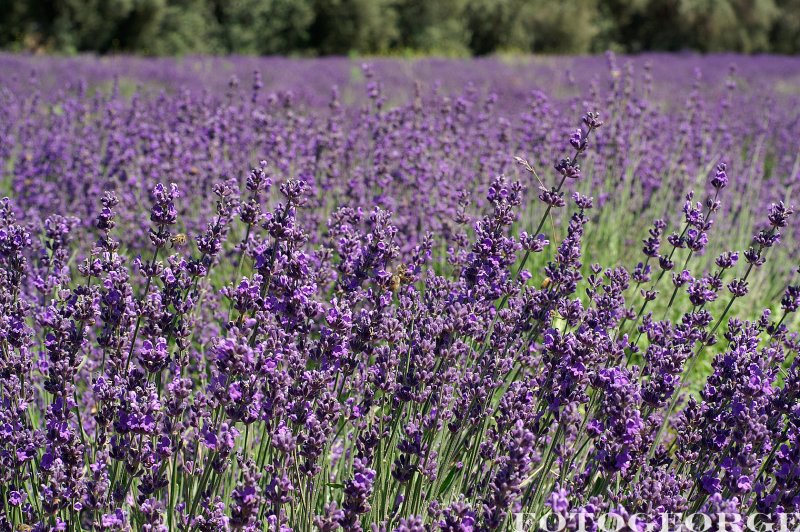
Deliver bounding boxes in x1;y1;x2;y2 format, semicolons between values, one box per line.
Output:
1;53;800;530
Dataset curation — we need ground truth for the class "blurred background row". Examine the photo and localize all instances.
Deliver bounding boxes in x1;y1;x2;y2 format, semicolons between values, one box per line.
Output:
1;0;799;56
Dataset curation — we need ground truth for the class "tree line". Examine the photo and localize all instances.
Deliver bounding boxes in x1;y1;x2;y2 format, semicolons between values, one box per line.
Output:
1;0;798;56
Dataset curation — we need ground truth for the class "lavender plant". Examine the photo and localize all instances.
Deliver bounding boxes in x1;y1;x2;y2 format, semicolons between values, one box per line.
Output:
0;55;799;530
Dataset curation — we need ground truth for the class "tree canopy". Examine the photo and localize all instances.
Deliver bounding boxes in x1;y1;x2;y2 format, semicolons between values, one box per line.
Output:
1;0;797;55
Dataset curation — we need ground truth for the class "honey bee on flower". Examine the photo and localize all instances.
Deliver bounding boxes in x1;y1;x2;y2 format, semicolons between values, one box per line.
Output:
170;233;188;247
388;263;413;292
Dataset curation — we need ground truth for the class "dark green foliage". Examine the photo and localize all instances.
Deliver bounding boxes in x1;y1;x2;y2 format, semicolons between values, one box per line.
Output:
0;0;797;55
0;0;31;50
212;0;314;55
394;0;471;54
308;0;398;55
770;0;800;54
142;0;221;55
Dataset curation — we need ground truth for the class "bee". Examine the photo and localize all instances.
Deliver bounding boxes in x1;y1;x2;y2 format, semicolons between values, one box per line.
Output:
541;276;552;289
388;274;402;293
388;263;413;292
170;233;188;247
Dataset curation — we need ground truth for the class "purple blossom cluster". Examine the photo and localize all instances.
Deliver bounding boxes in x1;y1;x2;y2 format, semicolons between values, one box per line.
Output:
0;55;799;530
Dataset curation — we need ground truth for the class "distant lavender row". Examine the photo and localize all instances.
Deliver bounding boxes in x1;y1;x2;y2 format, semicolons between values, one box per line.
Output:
0;54;799;531
2;54;800;261
2;53;799;104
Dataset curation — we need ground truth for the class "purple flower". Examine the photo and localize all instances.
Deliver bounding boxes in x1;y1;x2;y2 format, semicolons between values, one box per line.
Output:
8;490;26;506
711;162;729;190
101;509;127;529
0;57;799;531
138;337;169;373
782;285;800;313
149;183;179;226
547;484;570;514
570;129;586;151
701;473;721;494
